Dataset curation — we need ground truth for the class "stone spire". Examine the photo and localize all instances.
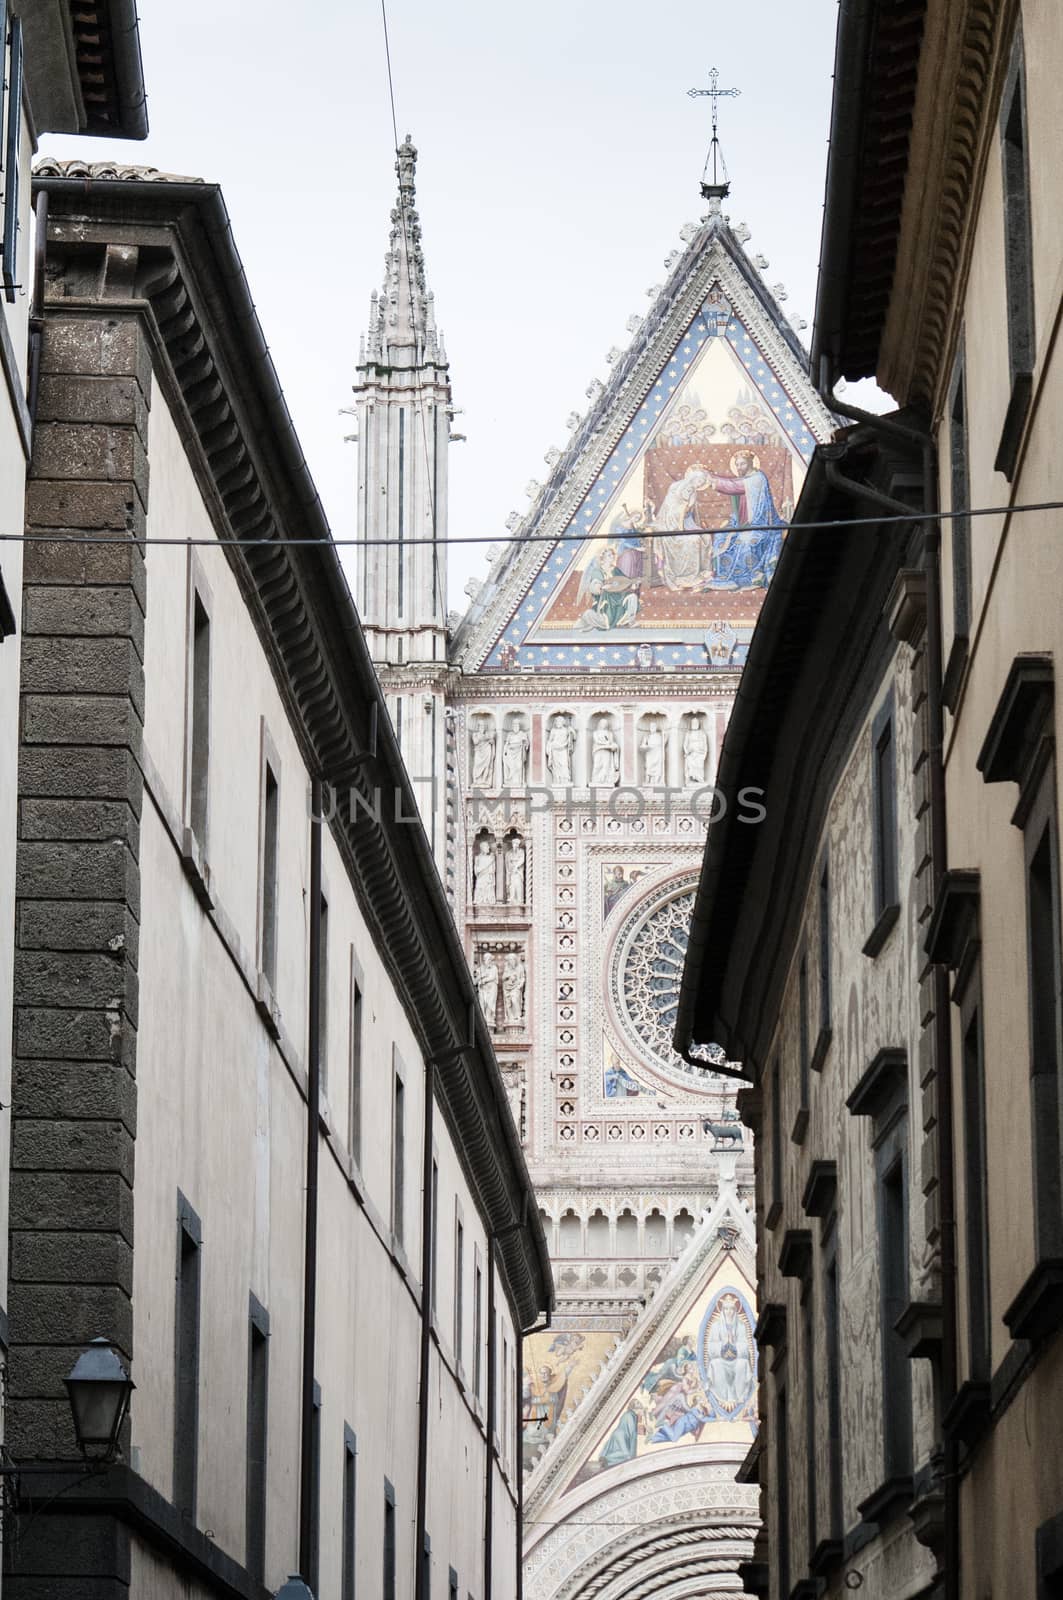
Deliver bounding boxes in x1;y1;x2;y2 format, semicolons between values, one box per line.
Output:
352;137;453;878
365;136;446;368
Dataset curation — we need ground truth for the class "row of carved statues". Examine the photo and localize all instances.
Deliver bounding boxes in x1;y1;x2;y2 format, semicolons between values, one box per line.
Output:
474;945;527;1026
469;713;711;788
472;832;526;906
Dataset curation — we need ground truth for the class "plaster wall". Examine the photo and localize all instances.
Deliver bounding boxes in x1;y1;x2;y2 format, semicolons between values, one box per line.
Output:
132;377;521;1593
930;5;1063;1590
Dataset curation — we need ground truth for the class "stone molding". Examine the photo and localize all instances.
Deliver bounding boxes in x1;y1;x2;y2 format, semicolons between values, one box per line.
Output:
879;0;1016;408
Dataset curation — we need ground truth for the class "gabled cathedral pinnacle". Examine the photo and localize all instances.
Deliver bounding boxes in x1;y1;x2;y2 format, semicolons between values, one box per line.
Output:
363;135;446;369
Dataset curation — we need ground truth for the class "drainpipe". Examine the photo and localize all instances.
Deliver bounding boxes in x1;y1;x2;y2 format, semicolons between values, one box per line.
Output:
816;367;958;1600
299;777;324;1582
414;1059;436;1600
484;1239;497;1600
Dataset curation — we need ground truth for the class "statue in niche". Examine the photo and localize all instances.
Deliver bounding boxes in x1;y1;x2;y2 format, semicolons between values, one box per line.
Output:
502;951;527;1023
502;721;529;787
683;715;709;786
471;719;496;787
590;721;620;787
504;837;526;906
546;715;576;785
472;838;497;906
641;723;665;786
474;949;499;1023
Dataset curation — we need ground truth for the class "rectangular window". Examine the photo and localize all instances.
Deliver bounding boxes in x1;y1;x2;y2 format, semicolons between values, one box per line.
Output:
342;1427;357;1600
430;1159;439;1316
473;1258;483;1400
174;1195;202;1522
879;1149;913;1476
871;701;898;920
349;953;364;1164
818;855;831;1036
797;952;810;1116
383;1480;397;1600
949;347;972;644
392;1064;406;1246
768;1057;782;1224
776;1384;790;1600
1001;34;1035;384
962;1003;991;1378
246;1297;269;1583
318;894;330;1093
260;760;280;987
309;1383;321;1595
189;593;211;845
825;1253;843;1542
803;1291;816;1562
1025;774;1063;1263
501;1332;510;1460
454;1215;465;1369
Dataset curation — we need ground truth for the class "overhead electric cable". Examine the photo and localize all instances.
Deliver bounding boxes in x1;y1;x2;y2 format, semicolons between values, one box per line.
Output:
4;496;1062;550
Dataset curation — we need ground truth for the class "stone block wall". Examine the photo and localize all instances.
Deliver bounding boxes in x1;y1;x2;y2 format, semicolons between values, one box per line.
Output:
8;310;150;1472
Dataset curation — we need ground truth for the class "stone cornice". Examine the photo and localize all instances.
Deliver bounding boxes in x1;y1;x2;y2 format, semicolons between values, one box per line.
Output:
879;0;1016;408
451;672;737;702
35;173;551;1328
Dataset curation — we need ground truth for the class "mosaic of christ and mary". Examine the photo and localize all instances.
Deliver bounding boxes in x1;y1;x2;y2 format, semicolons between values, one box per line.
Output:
570;1283;758;1486
573;447;787;634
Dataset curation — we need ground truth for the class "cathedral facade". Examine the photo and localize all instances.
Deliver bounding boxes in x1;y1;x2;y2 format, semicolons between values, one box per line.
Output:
354;137;836;1598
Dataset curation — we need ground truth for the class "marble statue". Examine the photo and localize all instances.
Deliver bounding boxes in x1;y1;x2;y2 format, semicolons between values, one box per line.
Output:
472;838;497;905
502;951;527;1023
471;720;496;787
641;725;665;786
683;716;709;786
474;949;499;1023
505;838;526;905
502;722;529;787
590;722;620;787
546;716;576;785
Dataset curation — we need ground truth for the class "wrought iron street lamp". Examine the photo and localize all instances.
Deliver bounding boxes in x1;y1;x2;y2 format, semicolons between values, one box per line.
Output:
63;1338;135;1462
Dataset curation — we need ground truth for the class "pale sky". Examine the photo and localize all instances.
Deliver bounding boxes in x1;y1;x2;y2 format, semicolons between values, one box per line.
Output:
41;0;843;608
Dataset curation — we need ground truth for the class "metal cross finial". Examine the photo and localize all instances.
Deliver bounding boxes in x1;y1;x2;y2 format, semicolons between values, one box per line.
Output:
688;68;740;198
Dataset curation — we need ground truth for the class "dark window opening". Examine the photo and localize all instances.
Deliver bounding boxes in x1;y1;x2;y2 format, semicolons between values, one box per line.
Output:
174;1197;202;1522
392;1069;405;1246
818;856;831;1033
189;595;211;844
776;1385;791;1600
950;350;972;642
342;1428;357;1599
318;894;330;1093
879;1151;912;1477
349;962;364;1164
261;763;279;987
872;703;899;920
1001;40;1035;383
384;1480;397;1600
246;1299;269;1583
962;1003;991;1378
